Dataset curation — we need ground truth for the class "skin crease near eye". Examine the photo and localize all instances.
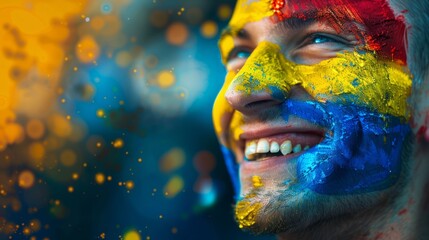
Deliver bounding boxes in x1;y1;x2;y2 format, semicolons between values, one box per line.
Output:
213;0;429;239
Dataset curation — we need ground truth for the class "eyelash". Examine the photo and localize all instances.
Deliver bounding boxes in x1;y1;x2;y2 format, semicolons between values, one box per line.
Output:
304;33;352;47
226;46;252;63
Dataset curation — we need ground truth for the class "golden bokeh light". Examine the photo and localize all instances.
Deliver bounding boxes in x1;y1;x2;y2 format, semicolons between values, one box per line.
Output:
95;173;105;185
112;138;124;148
160;148;185;172
163;175;184;198
96;109;105;118
124;230;141;240
115;51;132;67
76;35;100;63
48;114;72;138
26;119;45;139
28;142;45;161
72;173;79;180
166;22;189;46
156;70;176;89
18;170;35;189
29;219;41;232
217;4;232;20
200;21;218;38
125;180;134;190
60;149;77;167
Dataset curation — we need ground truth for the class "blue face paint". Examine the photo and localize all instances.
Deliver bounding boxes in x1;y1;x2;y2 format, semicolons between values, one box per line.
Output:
220;145;241;198
283;99;411;194
219;99;410;196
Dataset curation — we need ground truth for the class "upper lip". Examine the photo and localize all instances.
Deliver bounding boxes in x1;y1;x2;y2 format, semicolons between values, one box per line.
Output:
239;125;326;141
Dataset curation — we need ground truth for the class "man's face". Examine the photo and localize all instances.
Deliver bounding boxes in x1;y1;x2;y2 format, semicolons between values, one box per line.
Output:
213;0;412;233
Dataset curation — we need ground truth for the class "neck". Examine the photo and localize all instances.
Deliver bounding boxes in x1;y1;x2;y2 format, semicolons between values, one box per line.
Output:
277;140;429;240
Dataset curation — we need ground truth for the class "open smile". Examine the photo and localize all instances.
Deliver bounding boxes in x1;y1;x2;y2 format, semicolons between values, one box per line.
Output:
238;126;326;162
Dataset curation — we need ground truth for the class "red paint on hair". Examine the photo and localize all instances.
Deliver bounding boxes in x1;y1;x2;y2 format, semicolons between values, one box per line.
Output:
271;0;406;64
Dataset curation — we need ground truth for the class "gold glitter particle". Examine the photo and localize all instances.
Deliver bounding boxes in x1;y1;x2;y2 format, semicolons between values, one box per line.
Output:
251;175;263;188
68;186;74;193
125;180;134;190
235;199;262;228
95;173;105;185
200;21;218;38
124;230;141;240
112;138;124;148
18;170;35;189
96;109;105;118
72;173;79;180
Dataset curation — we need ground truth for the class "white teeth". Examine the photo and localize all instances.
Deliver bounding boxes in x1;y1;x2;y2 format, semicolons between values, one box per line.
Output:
245;139;311;160
245;141;257;159
270;141;280;153
256;139;269;153
293;144;302;153
280;140;292;155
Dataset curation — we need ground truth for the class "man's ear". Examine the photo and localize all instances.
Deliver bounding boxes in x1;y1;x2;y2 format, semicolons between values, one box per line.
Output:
388;0;429;141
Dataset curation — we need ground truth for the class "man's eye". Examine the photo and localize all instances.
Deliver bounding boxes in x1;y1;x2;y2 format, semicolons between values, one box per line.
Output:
227;47;252;62
307;33;350;46
312;35;336;44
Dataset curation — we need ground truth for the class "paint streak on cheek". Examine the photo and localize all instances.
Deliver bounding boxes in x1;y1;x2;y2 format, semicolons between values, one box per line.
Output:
298;52;411;118
231;41;411;118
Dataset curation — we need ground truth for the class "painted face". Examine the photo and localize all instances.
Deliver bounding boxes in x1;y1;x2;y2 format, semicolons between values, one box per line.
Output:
213;0;412;233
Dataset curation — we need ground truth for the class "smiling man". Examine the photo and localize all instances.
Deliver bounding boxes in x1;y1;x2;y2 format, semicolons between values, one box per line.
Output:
213;0;429;239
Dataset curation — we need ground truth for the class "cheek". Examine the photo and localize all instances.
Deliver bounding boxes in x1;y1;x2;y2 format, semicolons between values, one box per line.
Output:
298;52;411;118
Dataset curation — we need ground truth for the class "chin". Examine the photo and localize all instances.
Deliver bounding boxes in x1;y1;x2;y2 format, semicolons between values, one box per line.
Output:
235;184;393;235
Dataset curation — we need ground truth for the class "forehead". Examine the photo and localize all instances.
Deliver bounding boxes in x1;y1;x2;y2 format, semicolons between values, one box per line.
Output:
230;0;388;28
225;0;406;64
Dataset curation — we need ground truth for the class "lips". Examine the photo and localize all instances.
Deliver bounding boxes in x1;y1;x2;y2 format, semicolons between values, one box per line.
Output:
239;128;325;162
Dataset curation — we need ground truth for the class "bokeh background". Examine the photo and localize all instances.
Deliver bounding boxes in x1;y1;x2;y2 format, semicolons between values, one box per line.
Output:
0;0;275;239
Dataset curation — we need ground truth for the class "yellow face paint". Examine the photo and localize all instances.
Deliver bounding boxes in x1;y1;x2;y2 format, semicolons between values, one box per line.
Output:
235;194;262;228
229;0;273;30
213;41;412;148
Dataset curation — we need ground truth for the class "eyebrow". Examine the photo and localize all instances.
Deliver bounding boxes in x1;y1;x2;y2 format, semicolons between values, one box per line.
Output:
273;17;317;33
220;15;318;43
220;26;248;42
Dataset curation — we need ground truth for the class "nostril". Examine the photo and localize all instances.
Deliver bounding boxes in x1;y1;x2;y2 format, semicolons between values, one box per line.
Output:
244;100;277;109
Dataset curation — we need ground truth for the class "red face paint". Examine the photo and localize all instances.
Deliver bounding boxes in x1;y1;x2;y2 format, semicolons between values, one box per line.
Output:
271;0;406;63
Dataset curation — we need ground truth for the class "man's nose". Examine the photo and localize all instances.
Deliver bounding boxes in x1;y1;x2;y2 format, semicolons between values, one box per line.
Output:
225;41;299;115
